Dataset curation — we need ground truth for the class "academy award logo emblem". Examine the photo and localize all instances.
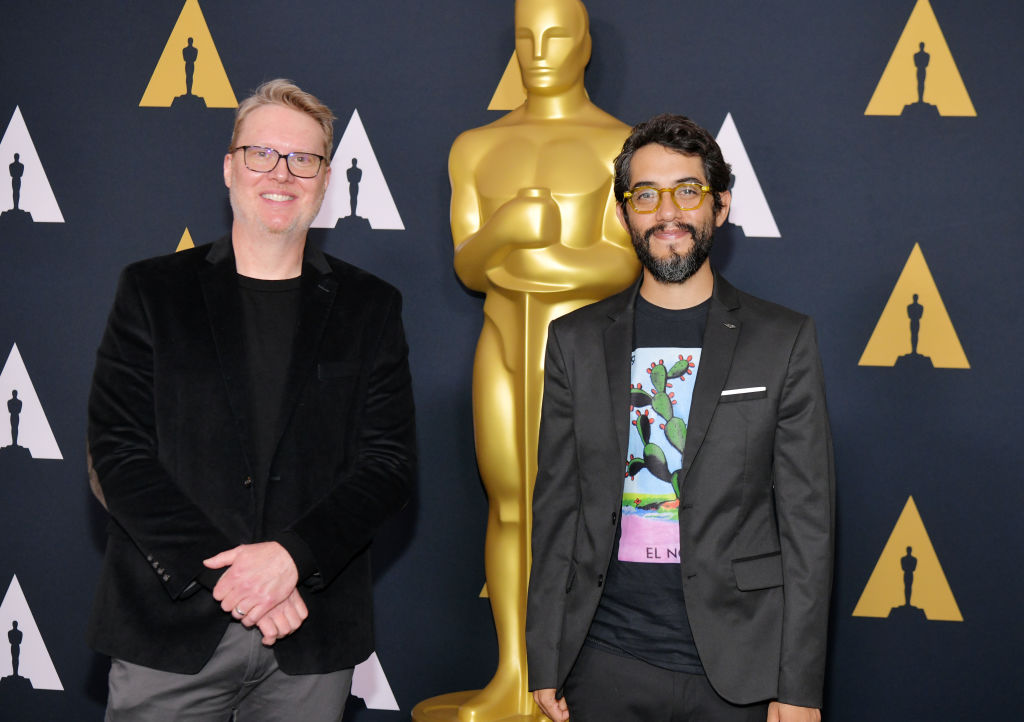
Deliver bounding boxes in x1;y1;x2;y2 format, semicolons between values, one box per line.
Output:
0;575;64;695
0;344;62;463
140;0;237;109
865;0;975;117
312;110;403;231
352;652;399;711
715;113;780;238
853;496;963;622
859;244;968;369
0;107;65;230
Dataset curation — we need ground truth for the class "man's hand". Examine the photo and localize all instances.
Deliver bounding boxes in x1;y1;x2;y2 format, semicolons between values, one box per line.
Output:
533;688;569;722
204;542;299;628
254;588;308;646
768;701;821;722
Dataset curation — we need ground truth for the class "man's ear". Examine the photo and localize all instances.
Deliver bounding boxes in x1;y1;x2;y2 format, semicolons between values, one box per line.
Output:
615;201;629;233
714;189;732;227
223;154;233;189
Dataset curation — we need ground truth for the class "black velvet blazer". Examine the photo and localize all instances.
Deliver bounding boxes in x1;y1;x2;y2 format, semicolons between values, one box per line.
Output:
87;237;415;674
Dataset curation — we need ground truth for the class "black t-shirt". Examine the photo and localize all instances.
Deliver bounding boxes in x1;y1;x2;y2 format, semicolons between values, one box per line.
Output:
585;295;710;674
238;274;302;510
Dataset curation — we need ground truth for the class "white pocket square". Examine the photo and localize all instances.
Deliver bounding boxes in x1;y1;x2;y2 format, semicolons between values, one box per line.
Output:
721;386;767;396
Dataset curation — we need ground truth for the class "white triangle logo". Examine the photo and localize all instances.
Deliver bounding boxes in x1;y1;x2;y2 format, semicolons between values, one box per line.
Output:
351;651;399;710
312;109;404;231
0;344;62;460
715;113;779;238
0;575;63;690
0;107;64;223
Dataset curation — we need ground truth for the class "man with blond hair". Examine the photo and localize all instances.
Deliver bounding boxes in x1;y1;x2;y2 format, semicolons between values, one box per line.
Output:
88;79;415;721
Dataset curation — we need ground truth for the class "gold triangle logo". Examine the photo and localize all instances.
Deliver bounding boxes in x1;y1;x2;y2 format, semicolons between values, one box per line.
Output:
853;496;962;621
175;228;195;252
865;0;975;116
488;52;527;111
479;581;489;598
140;0;237;108
859;243;968;368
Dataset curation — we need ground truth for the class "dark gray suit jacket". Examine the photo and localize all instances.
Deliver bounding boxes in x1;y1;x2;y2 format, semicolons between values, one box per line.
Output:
87;237;415;674
526;273;834;708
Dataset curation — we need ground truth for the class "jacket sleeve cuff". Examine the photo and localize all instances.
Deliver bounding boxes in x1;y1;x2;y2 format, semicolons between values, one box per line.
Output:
176;567;224;599
273;530;319;584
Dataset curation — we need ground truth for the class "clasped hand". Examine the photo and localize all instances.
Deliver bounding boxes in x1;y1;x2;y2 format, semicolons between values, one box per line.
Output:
204;541;307;645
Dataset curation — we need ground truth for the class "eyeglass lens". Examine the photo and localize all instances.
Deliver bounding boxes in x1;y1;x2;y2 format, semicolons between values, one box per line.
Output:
242;146;322;178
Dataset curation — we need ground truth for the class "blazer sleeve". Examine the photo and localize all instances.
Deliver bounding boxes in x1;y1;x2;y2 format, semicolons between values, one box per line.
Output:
526;323;582;691
274;287;416;588
88;267;233;600
772;316;836;708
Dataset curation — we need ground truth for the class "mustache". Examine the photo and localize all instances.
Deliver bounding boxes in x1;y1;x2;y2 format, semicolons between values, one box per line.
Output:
644;222;698;242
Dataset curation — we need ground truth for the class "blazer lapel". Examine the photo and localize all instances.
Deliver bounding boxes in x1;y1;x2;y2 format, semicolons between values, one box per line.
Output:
200;238;255;474
680;274;741;485
269;244;337;456
199;238;338;477
602;280;640;499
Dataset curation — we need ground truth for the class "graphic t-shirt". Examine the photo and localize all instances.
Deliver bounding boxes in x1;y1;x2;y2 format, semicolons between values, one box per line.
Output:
586;295;709;673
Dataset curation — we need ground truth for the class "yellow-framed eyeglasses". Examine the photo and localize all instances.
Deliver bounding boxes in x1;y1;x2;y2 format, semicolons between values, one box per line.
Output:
622;182;711;213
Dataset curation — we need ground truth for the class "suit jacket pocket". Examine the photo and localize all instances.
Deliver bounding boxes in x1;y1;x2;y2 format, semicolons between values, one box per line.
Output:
719;386;768;403
565;563;577;593
732;551;783;590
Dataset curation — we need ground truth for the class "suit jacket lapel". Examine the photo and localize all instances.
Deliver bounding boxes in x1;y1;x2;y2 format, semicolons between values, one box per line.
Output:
602;279;640;500
200;238;255;475
681;274;741;485
270;244;337;457
199;238;337;478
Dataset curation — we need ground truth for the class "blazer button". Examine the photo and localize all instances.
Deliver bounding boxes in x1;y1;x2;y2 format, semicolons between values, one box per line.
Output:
597;574;604;587
610;511;617;525
242;476;253;488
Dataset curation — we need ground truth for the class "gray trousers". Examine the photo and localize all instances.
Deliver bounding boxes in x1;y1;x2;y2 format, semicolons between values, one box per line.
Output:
106;622;353;722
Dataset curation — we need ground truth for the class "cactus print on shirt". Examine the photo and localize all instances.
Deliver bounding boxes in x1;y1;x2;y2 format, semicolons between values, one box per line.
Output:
620;347;701;563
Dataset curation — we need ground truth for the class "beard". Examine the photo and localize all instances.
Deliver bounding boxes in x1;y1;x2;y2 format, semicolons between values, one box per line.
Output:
627;215;715;284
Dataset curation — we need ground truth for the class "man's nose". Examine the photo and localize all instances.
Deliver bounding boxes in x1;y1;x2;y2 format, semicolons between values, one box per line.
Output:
655;190;680;221
271;157;293;181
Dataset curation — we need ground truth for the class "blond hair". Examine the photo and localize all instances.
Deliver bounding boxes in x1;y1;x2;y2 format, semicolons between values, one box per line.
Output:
229;79;336;159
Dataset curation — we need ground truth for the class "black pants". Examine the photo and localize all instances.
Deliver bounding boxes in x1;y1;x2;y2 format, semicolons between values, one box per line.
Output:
562;644;769;722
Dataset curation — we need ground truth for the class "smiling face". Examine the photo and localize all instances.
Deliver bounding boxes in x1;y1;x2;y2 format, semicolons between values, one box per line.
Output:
514;0;590;95
617;143;731;284
223;103;331;240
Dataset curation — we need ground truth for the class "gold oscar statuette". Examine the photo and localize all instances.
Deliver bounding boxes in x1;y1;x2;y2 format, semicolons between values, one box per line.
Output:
413;1;638;720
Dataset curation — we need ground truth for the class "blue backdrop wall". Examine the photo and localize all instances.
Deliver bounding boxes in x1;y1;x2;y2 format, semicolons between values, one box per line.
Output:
1;1;1020;719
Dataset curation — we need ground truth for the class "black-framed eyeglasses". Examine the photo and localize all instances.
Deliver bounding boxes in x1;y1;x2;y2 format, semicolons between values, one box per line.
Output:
622;182;711;213
230;145;326;178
